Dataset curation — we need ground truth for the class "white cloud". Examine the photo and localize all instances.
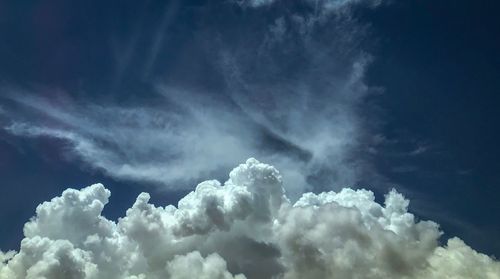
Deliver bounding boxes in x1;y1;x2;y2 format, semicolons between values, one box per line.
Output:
3;49;373;198
166;252;246;279
1;159;498;279
421;237;500;279
2;0;386;198
5;102;256;188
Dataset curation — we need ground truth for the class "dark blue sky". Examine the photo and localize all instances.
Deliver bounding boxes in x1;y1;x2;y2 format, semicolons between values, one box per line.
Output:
364;1;500;256
0;0;499;258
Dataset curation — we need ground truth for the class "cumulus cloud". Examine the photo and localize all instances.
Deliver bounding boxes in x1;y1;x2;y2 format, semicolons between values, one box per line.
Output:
1;159;498;279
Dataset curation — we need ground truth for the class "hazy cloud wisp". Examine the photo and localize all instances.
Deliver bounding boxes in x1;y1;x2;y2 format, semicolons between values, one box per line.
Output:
2;0;382;196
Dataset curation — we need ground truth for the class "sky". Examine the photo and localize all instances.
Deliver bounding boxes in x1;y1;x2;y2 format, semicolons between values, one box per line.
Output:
0;0;499;278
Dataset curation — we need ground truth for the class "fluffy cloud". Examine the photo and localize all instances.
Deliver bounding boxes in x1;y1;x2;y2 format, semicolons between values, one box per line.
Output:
1;159;499;279
166;252;246;279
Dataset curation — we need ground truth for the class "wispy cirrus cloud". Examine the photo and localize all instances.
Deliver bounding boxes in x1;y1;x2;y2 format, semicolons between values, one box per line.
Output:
239;0;382;10
1;0;383;197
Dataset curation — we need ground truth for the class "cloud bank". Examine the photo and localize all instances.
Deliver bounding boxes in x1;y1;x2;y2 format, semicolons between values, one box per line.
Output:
1;159;498;279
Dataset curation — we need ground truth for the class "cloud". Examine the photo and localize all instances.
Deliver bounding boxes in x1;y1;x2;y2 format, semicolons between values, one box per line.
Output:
1;0;382;197
166;252;246;279
238;0;276;8
4;98;259;188
1;159;498;279
240;0;382;10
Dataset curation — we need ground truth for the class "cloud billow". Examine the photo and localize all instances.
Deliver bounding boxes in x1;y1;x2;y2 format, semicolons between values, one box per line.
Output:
1;159;499;279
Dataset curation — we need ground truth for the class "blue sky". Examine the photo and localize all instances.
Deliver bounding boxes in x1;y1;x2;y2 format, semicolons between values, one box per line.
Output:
0;0;499;276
